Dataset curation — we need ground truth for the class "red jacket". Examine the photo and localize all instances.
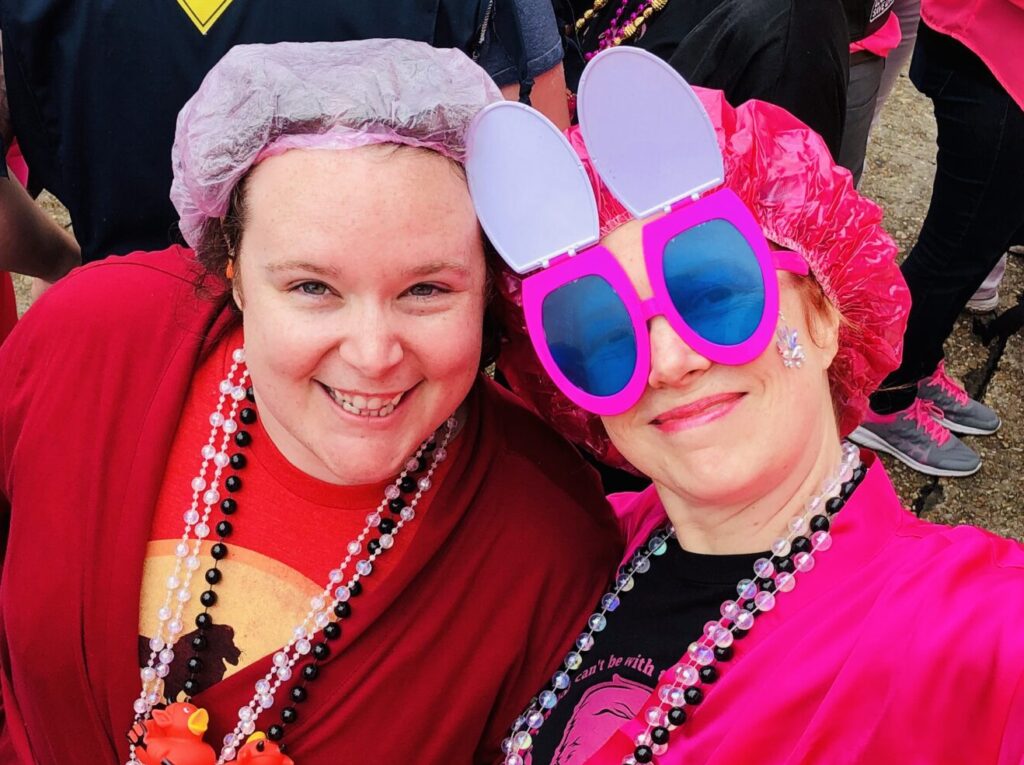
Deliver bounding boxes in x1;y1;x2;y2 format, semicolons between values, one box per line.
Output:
0;247;622;764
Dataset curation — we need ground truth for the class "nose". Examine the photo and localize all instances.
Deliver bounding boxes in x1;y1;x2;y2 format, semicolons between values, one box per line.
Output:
646;316;712;389
337;306;404;377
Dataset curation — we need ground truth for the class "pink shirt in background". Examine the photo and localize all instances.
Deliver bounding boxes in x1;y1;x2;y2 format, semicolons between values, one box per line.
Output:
850;12;903;56
586;454;1024;764
921;0;1024;109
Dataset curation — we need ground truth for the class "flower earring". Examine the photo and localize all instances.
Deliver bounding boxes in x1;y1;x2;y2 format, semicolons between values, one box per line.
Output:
776;314;805;368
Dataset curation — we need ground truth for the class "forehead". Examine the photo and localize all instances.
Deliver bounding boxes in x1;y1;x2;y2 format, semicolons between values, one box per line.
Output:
241;146;480;261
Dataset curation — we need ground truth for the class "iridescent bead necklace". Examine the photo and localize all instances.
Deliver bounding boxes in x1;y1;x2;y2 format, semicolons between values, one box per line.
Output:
127;348;455;764
502;441;864;765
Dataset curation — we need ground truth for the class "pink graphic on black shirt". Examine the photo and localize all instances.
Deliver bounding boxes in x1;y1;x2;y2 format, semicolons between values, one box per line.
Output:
527;673;652;764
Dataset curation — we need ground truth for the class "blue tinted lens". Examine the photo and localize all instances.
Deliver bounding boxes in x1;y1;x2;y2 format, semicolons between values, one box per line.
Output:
541;275;637;397
662;219;765;346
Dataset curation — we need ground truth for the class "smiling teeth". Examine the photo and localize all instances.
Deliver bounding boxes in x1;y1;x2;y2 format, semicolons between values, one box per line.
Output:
328;388;403;417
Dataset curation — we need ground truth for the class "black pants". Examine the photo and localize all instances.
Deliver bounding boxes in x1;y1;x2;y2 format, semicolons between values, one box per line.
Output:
872;23;1024;414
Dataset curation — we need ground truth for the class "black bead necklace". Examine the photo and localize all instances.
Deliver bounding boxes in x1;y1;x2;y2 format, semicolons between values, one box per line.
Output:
179;387;256;698
176;386;442;748
503;449;867;765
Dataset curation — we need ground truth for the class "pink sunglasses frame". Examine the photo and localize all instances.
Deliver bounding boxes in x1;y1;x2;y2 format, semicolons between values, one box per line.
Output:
521;188;810;416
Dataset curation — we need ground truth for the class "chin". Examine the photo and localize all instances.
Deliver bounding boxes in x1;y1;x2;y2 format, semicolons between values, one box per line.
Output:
643;439;754;496
317;437;411;485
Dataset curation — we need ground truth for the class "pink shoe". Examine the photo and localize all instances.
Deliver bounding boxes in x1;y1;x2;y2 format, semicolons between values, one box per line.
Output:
918;361;1001;435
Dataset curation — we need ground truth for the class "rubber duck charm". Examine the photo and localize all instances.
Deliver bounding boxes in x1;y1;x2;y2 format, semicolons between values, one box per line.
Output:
129;703;295;765
130;702;216;765
237;732;295;765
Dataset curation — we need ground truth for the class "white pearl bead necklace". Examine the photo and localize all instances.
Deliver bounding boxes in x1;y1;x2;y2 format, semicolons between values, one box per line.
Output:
502;441;862;765
128;348;455;763
132;348;249;728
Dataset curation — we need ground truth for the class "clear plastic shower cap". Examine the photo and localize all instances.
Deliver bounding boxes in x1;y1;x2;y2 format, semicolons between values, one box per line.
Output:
170;38;503;248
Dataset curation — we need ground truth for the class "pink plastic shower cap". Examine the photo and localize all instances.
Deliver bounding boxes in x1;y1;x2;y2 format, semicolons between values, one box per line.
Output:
495;88;910;465
171;39;502;248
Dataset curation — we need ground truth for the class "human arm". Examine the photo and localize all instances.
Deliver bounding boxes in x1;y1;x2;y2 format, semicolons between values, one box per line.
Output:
500;62;571;130
467;435;622;763
480;0;571;129
0;41;80;282
0;174;80;282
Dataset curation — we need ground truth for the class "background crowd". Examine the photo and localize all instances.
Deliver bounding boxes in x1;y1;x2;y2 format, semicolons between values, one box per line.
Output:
5;0;1021;503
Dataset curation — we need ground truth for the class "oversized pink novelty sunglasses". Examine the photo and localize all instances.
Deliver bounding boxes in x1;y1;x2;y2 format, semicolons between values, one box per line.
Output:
520;188;808;415
467;46;810;416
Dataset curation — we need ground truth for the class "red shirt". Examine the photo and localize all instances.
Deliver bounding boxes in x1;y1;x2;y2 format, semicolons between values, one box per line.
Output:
140;323;458;702
0;247;623;764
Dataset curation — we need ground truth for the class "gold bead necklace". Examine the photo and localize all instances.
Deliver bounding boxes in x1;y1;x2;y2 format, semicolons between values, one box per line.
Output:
574;0;671;50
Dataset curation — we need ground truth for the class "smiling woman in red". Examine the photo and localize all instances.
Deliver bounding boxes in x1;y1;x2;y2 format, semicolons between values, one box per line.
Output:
0;40;620;764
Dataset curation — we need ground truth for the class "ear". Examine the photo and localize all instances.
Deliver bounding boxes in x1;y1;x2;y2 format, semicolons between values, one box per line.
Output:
466;101;599;274
792;278;841;368
231;264;244;310
813;300;842;370
577;47;724;218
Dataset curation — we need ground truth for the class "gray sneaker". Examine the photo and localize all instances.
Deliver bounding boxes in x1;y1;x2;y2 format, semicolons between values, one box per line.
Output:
917;361;1001;435
849;398;981;477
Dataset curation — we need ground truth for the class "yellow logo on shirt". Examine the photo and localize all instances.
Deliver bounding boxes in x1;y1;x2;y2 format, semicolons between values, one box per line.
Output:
176;0;235;34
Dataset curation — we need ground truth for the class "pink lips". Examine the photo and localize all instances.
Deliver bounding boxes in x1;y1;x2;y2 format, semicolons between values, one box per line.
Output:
652;392;745;432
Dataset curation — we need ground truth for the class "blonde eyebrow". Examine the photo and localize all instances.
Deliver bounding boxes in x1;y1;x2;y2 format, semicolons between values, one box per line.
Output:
398;260;472;278
265;259;470;279
264;260;341;277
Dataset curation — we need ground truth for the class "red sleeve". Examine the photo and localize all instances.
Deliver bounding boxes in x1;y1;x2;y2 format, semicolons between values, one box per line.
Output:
465;423;622;762
0;340;23;761
0;487;8;761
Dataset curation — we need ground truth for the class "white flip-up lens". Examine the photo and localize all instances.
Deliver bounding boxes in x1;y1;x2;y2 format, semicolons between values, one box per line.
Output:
466;101;600;275
577;47;725;219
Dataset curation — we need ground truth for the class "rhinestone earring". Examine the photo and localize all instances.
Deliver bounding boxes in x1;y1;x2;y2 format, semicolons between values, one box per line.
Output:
776;314;805;368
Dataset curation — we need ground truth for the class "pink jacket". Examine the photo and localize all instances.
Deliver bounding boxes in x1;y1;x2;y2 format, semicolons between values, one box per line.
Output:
922;0;1024;109
587;454;1024;764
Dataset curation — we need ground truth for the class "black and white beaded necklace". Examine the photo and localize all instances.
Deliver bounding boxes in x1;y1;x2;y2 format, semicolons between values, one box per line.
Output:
129;348;455;764
501;441;865;765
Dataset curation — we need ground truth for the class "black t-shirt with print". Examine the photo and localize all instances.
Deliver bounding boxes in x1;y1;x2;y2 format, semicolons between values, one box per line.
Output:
529;528;762;765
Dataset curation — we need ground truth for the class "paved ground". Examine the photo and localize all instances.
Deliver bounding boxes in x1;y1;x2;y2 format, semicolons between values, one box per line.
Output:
13;64;1023;540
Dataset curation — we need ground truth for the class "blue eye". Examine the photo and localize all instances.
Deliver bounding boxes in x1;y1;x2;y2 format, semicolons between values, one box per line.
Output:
295;282;329;296
407;283;447;298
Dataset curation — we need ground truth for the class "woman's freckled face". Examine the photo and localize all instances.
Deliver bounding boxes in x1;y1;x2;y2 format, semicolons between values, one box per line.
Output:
597;219;839;508
233;146;487;485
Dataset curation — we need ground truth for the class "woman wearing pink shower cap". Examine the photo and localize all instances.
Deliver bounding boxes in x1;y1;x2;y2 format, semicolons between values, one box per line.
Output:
468;48;1024;765
0;39;621;764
